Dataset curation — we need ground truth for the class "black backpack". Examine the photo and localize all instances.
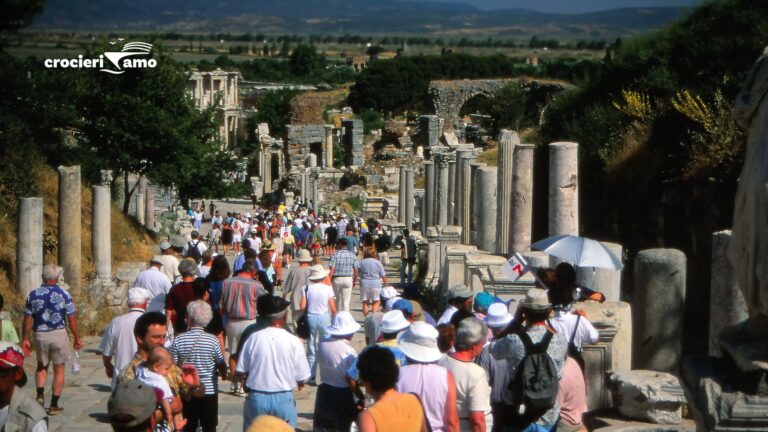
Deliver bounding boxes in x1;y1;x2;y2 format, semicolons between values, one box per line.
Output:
186;240;202;263
510;330;559;419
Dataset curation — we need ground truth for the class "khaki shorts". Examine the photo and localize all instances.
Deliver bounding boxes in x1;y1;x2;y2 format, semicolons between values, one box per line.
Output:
34;329;70;366
226;319;256;355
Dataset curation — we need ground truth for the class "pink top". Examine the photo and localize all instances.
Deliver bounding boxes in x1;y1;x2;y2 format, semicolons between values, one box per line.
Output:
396;363;449;432
557;356;588;427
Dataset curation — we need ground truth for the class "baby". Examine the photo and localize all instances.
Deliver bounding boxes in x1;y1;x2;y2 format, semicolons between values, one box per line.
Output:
135;346;186;431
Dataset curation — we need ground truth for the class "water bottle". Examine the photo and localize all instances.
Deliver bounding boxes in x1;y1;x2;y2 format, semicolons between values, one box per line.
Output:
71;350;81;375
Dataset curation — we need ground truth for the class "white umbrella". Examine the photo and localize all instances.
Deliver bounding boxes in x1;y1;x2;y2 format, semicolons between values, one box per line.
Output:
531;235;623;271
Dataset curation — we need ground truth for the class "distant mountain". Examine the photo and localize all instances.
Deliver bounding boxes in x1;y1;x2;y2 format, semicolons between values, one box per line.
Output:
31;0;690;38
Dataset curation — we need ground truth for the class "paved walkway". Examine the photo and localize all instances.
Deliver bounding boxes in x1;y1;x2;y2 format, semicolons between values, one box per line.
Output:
25;199;403;431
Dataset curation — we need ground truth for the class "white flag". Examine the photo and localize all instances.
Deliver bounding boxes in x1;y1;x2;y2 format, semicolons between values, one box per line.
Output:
501;252;529;282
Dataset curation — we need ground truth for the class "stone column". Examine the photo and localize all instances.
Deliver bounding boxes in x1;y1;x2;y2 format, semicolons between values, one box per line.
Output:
398;165;407;224
458;153;476;244
423;161;435;235
576;242;623;302
447;160;456;224
58;166;81;292
263;153;272;194
548;142;579;236
633;249;686;372
300;171;308;200
324;125;334;168
510;143;535;255
709;230;748;356
497;130;519;255
145;187;155;230
93;185;112;280
308;154;317;169
453;148;473;226
136;193;145;225
17;197;43;297
405;168;415;230
472;164;498;252
311;173;319;211
434;154;451;226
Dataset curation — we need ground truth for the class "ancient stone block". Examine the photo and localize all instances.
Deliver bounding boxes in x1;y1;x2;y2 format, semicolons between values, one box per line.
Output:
610;370;687;424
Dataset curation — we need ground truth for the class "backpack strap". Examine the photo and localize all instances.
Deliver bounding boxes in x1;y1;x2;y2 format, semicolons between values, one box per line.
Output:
569;315;581;346
520;329;553;354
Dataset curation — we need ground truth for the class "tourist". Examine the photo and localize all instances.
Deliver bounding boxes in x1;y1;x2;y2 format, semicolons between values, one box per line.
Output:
300;264;337;385
245;415;292;432
100;288;151;389
473;292;495;320
134;346;184;432
440;317;493;431
0;342;47;431
219;259;267;394
232;242;255;275
165;259;199;335
170;301;227;432
374;226;392;266
209;223;222;254
193;207;204;231
134;257;173;313
282;231;296;266
396;322;459;431
329;238;360;312
221;220;233;256
0;294;19;343
324;221;338;256
313;312;360;431
398;229;417;289
477;303;513;432
256;241;277;294
205;255;231;318
553;263;606;305
198;249;214;278
211;209;222;226
357;346;427;432
182;230;207;264
191;278;226;355
153;241;181;283
342;227;358;255
358;246;388;316
281;249;313;331
236;295;310;429
21;264;82;415
380;286;402;312
438;284;475;325
232;216;244;254
490;288;567;432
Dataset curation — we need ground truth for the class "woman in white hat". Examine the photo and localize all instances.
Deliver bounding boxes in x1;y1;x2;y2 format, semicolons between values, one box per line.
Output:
313;311;360;431
300;264;337;385
396;322;459;432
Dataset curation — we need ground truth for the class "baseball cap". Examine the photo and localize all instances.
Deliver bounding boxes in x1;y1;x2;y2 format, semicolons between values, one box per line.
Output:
159;241;172;251
447;284;473;301
108;380;157;428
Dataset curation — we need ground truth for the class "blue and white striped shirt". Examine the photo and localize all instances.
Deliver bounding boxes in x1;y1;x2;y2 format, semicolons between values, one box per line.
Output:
170;327;225;395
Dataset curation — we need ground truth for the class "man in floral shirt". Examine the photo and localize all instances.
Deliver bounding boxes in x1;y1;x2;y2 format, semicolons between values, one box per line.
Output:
21;264;82;415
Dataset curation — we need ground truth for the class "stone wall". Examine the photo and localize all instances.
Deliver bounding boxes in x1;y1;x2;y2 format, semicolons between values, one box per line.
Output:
285;124;325;170
342;119;365;166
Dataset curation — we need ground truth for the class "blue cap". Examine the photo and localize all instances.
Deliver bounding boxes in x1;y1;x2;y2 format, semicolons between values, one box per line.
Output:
393;299;413;316
474;291;495;310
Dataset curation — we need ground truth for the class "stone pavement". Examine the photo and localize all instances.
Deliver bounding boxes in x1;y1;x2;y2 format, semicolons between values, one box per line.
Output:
25;201;404;431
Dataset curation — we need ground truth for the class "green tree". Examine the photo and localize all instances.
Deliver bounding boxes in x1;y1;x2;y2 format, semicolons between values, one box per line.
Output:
289;44;323;76
251;88;299;137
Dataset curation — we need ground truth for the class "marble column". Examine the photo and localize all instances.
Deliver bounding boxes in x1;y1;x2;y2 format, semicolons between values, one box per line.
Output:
709;230;748;356
93;185;112;280
58;166;81;292
311;172;319;211
510;143;535;255
263;153;272;194
145;187;155;230
136;193;145;225
435;154;451;226
549;142;579;236
472;164;498;252
423;161;435;235
576;242;623;302
633;248;686;372
458;152;476;244
17;198;43;297
453;148;473;226
497;130;519;255
324;125;334;168
405;168;415;230
447;160;456;224
399;165;407;224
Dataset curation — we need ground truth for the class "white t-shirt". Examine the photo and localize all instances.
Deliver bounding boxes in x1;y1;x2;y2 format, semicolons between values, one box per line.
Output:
305;283;335;315
99;309;143;385
182;239;207;257
548;310;599;350
236;326;311;392
135;366;173;399
439;355;493;430
318;338;357;388
134;266;172;313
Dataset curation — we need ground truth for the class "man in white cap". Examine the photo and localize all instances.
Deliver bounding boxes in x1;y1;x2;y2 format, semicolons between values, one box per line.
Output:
100;288;151;389
152;241;180;284
490;288;567;431
437;284;474;325
134;257;173;313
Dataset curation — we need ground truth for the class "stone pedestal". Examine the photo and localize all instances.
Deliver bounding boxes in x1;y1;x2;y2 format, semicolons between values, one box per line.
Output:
434;226;462;293
423;161;435;235
405;168;415;230
464;254;506;289
17;197;44;297
634;248;686;372
58;166;81;292
609;370;686;424
511;144;535;255
548;142;579;236
93;185;112;280
442;244;477;299
496;130;518;256
709;230;748;356
471;164;497;253
576;242;623;302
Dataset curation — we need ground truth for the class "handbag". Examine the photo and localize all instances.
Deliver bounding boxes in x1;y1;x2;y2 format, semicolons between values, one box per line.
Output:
296;285;310;339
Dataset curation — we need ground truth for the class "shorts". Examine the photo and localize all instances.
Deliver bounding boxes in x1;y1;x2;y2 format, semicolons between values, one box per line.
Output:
283;245;294;255
225;319;256;355
34;329;71;366
232;235;242;243
360;285;382;303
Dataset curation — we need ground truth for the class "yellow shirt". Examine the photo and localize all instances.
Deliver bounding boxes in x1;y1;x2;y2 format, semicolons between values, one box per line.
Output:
284;234;295;245
368;393;424;432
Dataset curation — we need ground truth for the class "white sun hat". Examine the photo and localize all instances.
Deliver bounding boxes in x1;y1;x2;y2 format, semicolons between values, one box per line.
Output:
380;310;410;334
326;311;361;337
397;321;442;363
308;264;330;281
485;303;513;328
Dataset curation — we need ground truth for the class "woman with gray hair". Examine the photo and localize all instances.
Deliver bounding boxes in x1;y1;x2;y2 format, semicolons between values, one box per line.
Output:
170;300;227;432
439;316;493;431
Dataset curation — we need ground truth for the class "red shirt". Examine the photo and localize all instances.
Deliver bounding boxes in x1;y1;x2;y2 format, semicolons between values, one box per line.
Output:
166;281;195;334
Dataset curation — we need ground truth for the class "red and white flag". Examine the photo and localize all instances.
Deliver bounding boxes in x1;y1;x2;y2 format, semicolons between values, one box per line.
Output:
501;252;529;282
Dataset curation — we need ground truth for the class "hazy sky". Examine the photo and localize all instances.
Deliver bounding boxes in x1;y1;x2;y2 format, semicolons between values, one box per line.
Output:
414;0;702;14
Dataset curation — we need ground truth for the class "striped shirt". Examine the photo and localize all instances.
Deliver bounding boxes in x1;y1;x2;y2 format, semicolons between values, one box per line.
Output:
170;327;225;396
219;275;267;320
329;250;359;277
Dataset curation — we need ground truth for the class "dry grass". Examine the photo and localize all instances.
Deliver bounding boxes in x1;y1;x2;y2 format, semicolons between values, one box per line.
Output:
477;147;499;166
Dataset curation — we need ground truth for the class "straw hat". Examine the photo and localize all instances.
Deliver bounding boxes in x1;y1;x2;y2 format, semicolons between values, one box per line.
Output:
520;288;551;310
326;311;361;336
307;265;330;281
397;321;442;363
296;249;313;263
